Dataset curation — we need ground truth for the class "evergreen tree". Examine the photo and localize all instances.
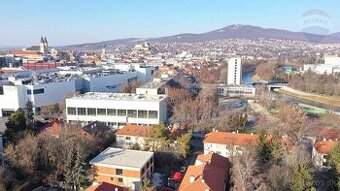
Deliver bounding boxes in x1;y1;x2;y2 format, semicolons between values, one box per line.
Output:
64;144;86;190
256;128;271;164
291;162;315;191
25;100;34;122
176;133;191;157
149;124;169;151
4;109;27;143
328;143;340;190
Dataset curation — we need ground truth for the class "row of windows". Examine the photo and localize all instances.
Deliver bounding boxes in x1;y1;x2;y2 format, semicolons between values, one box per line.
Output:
67;107;158;119
27;88;45;95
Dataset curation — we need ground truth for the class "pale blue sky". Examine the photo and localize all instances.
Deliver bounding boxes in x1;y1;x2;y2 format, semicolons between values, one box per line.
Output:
0;0;339;46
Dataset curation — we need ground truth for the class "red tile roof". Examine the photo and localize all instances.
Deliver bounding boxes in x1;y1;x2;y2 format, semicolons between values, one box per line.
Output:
12;50;42;55
86;182;125;191
314;140;338;154
42;120;93;140
116;125;151;137
204;132;259;146
204;132;293;147
178;152;229;191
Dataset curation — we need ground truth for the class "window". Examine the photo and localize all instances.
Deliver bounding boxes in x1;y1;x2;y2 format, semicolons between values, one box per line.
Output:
118;122;126;127
138;110;147;118
117;109;126;116
116;169;123;175
107;109;116;116
87;108;96;116
148;111;158;119
67;107;77;115
127;110;137;118
97;108;106;115
118;178;123;183
27;88;45;95
110;177;114;181
0;86;3;95
125;137;131;140
77;108;86;115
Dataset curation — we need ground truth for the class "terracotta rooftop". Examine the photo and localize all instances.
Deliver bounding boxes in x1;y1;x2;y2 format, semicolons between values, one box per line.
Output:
204;132;259;146
41;120;93;140
314;140;338;154
116;125;151;137
12;50;42;55
178;152;229;191
86;182;126;191
204;132;293;147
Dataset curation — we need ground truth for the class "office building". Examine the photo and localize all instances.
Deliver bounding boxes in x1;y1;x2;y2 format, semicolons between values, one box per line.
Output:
66;92;167;129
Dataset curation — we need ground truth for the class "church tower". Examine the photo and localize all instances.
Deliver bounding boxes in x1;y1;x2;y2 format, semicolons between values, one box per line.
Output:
39;36;48;55
40;36;45;54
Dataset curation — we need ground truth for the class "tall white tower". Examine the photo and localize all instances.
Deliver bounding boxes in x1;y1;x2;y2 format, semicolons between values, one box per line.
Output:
227;57;242;85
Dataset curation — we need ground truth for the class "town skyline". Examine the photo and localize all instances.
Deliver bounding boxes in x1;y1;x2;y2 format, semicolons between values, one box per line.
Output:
1;0;340;46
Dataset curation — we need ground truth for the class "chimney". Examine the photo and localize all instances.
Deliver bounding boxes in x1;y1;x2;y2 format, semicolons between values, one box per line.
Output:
236;130;239;134
232;131;235;134
201;175;205;183
323;137;327;141
189;175;195;183
114;188;118;191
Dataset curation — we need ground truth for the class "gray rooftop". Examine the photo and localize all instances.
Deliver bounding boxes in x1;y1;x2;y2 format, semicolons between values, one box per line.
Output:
70;92;167;102
89;147;153;169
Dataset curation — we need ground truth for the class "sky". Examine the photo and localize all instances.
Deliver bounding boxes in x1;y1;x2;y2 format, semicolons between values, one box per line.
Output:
0;0;339;47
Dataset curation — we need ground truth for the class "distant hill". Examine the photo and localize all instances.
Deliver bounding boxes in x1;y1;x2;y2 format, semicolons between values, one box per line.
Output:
59;24;340;50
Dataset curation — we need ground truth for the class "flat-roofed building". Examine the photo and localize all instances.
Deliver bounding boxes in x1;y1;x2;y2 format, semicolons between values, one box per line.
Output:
66;92;167;129
89;147;154;191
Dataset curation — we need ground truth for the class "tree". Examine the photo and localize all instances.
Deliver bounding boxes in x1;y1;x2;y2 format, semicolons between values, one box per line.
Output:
291;162;315;191
328;143;340;189
176;133;191;157
25;100;34;122
231;151;257;191
140;178;152;191
256;129;271;164
149;124;169;151
63;144;86;190
4;109;27;143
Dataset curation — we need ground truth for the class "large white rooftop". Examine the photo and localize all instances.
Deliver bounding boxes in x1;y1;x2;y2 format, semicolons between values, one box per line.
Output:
70;92;167;102
89;147;153;169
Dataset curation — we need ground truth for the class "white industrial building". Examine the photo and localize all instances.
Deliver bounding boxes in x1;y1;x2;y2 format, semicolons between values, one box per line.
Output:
66;92;167;129
303;56;340;75
0;67;145;116
227;57;242;85
217;85;256;97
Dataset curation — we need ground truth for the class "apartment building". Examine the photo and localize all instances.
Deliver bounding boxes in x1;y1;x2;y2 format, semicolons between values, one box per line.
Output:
89;147;154;191
227;57;242;85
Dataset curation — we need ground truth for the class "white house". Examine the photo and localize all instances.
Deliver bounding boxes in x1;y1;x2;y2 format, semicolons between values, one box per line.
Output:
312;139;338;167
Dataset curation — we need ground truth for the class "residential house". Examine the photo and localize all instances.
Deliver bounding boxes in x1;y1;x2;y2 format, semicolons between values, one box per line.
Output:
178;152;229;191
115;125;151;149
203;132;292;158
89;147;154;191
313;139;338;167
